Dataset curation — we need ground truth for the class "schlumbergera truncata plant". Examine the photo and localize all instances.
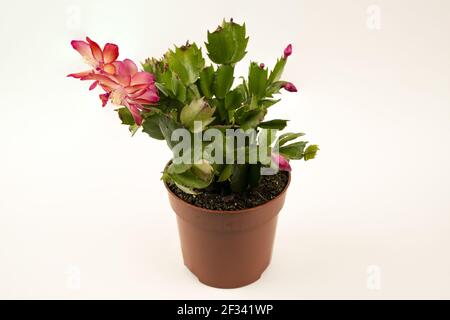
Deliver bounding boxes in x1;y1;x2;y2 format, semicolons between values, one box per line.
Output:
69;19;318;288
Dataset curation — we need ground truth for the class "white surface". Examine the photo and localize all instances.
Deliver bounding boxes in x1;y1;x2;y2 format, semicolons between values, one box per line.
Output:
1;0;449;299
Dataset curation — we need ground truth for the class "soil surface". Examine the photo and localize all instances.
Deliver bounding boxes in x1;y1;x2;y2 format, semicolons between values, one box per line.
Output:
168;171;289;211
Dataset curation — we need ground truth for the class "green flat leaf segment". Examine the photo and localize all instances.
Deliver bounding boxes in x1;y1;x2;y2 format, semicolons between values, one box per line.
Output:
218;163;233;182
164;160;214;190
268;58;287;84
225;86;245;110
238;109;267;130
205;20;249;65
117;108;135;125
248;62;268;99
141;113;165;140
276;132;305;146
199;65;215;98
180;98;216;132
166;43;205;86
303;144;319;161
142;58;187;103
213;64;234;99
167;169;212;189
279;141;307;160
258;119;288;130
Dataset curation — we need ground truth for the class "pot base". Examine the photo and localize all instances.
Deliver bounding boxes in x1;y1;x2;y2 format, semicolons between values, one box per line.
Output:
184;261;269;289
193;268;262;289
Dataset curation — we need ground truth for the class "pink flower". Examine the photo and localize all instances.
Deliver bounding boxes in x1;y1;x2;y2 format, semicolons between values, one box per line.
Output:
282;82;297;92
272;153;292;172
283;44;292;59
68;37;159;125
87;59;159;125
68;37;119;90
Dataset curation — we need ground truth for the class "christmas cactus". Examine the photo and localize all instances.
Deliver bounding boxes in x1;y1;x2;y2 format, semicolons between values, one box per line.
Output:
68;19;318;195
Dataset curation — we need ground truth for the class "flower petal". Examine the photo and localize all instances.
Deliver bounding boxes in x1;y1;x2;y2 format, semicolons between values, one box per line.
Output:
103;43;119;64
89;81;99;90
127;103;143;125
126;87;146;96
125;84;150;94
112;61;132;86
86;37;103;62
130;71;155;86
131;90;159;104
122;59;138;77
87;74;119;90
71;40;93;60
103;63;116;74
99;93;110;107
67;70;92;78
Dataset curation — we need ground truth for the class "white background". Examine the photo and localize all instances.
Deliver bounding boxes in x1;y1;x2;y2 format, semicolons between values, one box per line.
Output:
1;0;449;299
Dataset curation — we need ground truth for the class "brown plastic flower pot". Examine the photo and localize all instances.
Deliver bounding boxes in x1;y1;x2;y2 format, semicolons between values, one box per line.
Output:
165;173;290;289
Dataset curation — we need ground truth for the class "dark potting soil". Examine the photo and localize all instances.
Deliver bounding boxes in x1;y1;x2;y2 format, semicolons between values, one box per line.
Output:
168;171;289;211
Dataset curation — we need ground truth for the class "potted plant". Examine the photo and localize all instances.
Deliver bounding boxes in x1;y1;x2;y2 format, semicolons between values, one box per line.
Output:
68;19;318;288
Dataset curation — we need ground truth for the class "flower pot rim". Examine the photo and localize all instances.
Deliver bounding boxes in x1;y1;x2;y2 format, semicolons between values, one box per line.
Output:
164;167;291;215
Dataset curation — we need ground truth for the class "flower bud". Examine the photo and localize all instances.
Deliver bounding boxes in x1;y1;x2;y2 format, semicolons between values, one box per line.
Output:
282;82;297;92
283;44;292;59
272;153;292;172
259;63;265;69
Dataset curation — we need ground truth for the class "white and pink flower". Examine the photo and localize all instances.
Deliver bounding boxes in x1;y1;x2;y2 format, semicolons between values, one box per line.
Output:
88;59;159;125
68;37;159;125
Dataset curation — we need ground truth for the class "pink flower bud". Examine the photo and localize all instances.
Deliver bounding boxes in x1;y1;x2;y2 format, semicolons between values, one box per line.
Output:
272;153;292;172
283;44;292;59
259;63;265;69
99;92;110;107
282;82;298;92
